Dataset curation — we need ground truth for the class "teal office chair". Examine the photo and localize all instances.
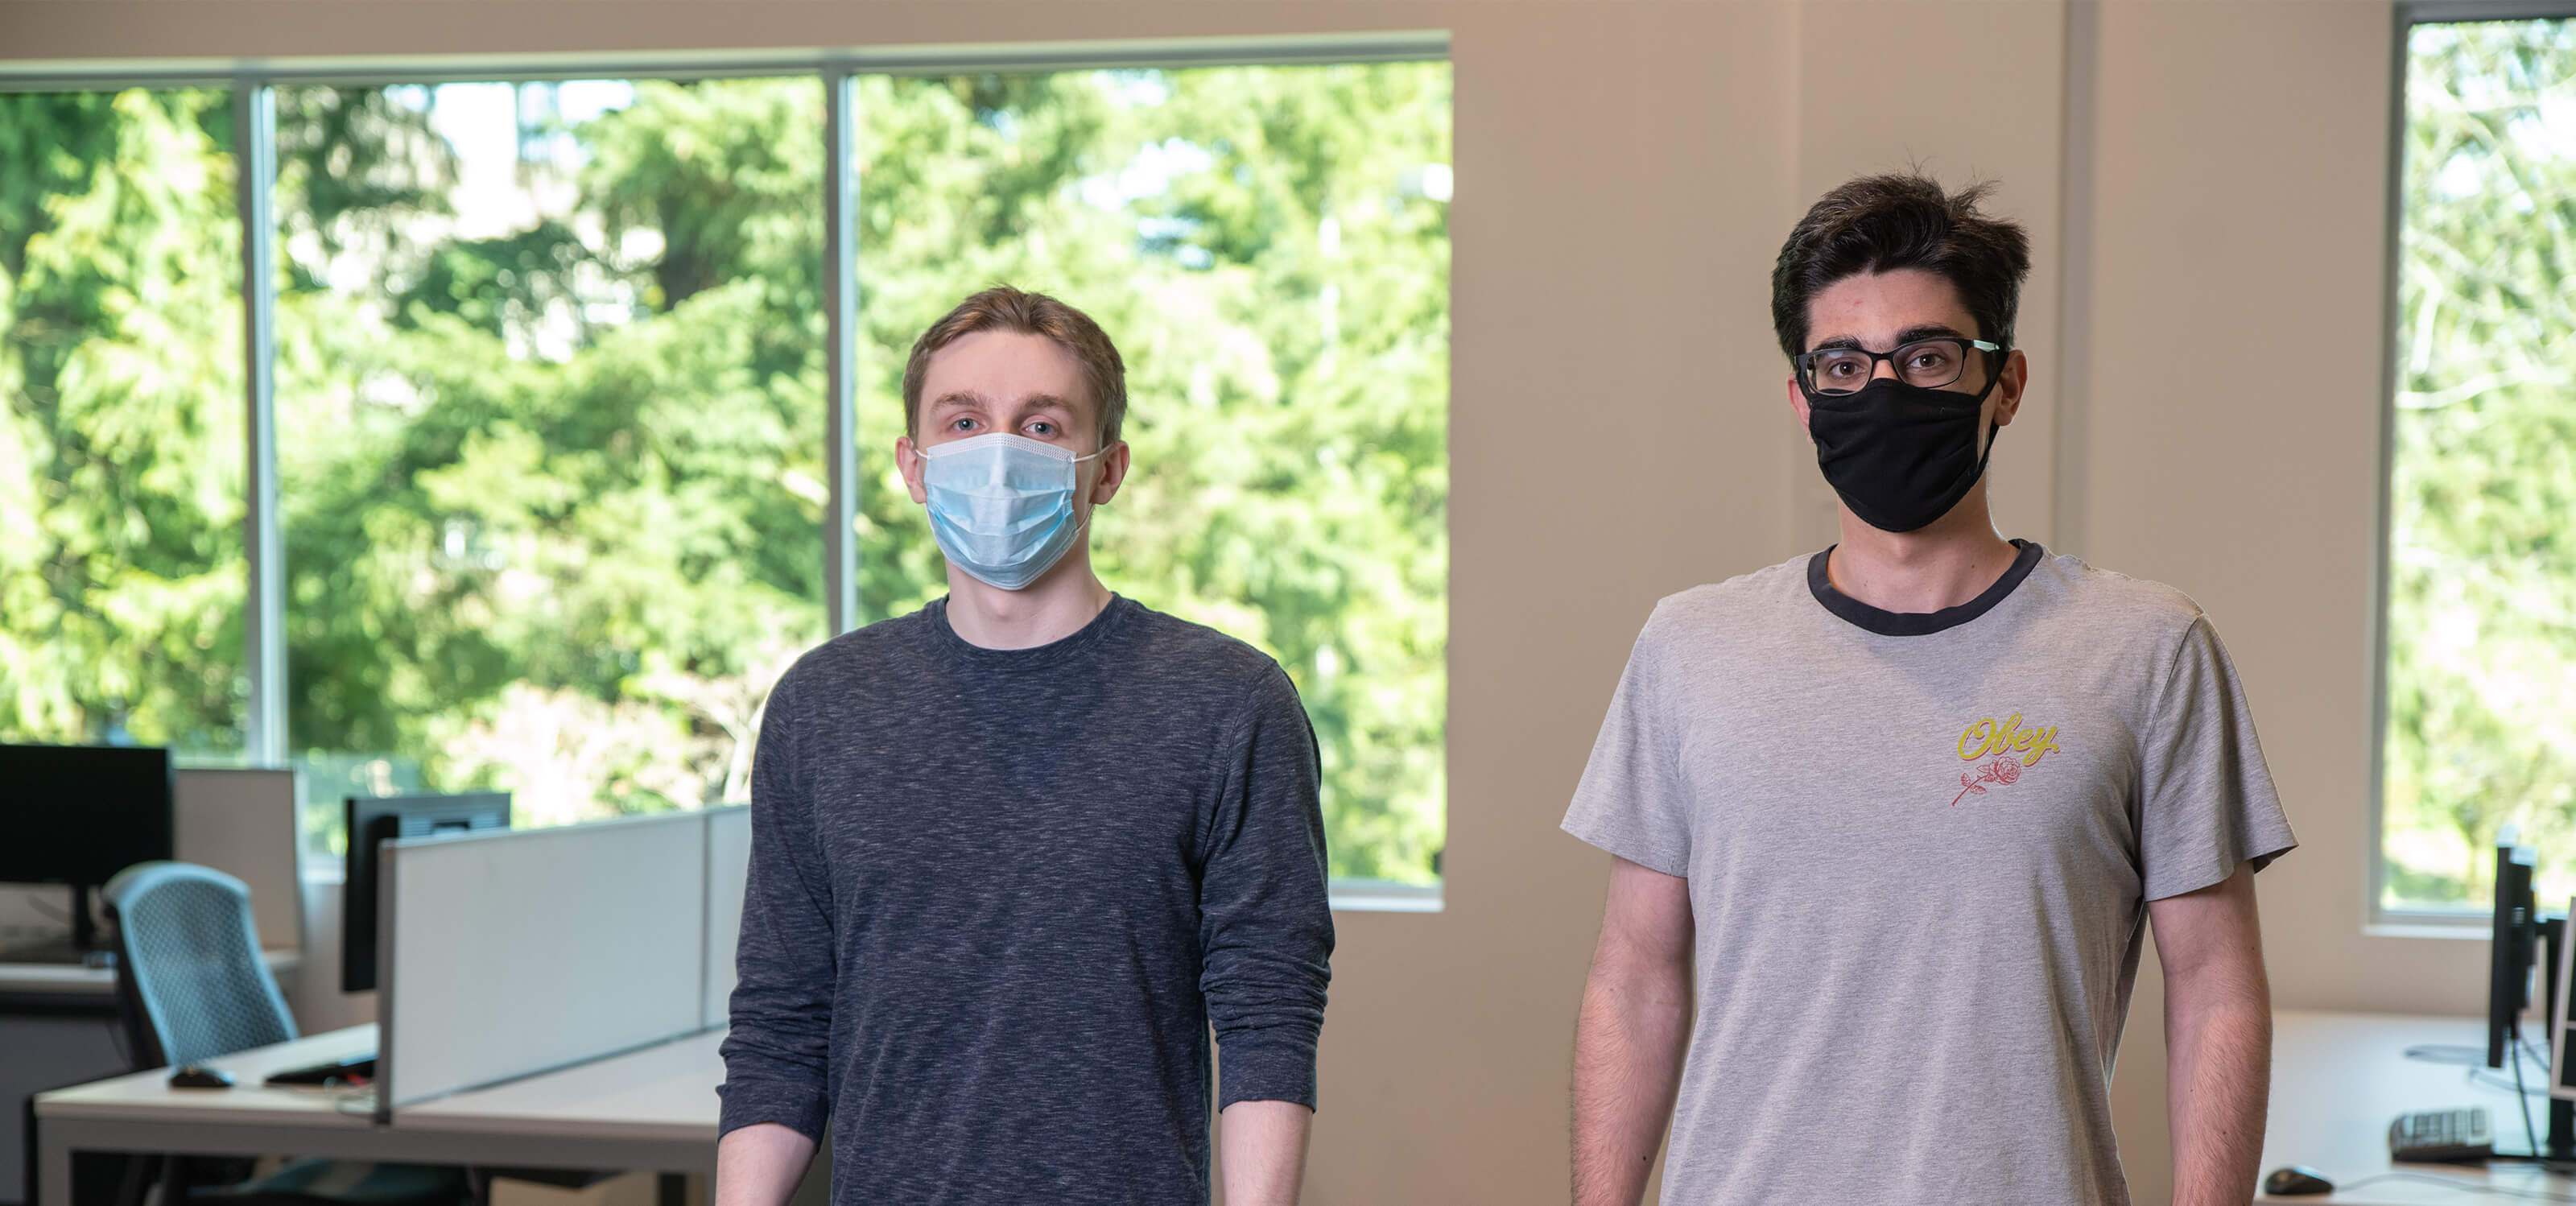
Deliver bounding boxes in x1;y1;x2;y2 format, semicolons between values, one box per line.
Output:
102;863;467;1206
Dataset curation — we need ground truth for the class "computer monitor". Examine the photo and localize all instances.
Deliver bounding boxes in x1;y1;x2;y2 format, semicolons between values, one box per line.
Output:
341;792;510;993
2550;893;2576;1106
2484;838;2574;1160
2493;842;2539;1068
0;743;175;953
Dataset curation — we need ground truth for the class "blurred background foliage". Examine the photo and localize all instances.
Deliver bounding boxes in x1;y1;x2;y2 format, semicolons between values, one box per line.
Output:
2383;20;2576;911
0;61;1450;884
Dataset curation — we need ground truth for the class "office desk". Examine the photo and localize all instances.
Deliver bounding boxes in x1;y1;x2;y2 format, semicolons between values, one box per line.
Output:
2262;1010;2576;1204
33;1025;723;1206
3;951;301;1205
1;949;303;1008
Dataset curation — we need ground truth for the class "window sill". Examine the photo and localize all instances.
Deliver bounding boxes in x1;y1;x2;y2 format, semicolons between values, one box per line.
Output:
2366;919;2484;940
309;861;1443;911
1329;880;1443;914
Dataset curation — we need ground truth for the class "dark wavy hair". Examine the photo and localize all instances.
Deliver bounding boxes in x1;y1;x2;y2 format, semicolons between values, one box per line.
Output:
1770;173;2032;361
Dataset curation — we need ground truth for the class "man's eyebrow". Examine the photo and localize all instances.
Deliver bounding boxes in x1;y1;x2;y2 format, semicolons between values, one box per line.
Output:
1808;324;1972;353
1895;323;1971;345
930;391;985;410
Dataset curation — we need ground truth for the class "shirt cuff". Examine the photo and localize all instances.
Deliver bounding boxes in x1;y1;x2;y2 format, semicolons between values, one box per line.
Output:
717;1078;830;1143
1217;1027;1321;1112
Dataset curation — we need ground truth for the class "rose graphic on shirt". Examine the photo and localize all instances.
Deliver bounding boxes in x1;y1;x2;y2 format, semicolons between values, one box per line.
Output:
1950;757;2024;807
1949;712;2059;807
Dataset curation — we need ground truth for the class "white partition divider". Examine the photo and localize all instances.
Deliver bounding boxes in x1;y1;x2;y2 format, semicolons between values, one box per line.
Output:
377;810;713;1115
701;805;749;1030
173;768;305;954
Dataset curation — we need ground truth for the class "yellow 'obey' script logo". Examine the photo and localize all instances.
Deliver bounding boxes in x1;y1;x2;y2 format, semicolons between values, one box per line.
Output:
1958;713;2062;767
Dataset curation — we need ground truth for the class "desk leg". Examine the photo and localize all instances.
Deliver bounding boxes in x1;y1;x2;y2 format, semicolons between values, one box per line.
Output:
657;1172;685;1206
35;1124;71;1206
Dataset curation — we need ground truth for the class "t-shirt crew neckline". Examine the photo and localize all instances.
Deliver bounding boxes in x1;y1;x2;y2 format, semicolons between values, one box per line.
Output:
1806;539;2045;637
926;593;1134;670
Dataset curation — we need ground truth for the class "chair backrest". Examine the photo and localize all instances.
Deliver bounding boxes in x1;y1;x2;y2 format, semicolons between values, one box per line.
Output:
104;861;297;1068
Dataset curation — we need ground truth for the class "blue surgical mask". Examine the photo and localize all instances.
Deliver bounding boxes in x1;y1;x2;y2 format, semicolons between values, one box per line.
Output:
915;432;1104;591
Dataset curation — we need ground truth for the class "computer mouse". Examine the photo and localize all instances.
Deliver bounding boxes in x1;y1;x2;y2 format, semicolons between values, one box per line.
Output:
2263;1165;2334;1196
167;1065;235;1089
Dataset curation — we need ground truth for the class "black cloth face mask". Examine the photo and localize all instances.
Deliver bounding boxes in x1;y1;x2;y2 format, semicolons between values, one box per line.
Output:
1802;369;2003;534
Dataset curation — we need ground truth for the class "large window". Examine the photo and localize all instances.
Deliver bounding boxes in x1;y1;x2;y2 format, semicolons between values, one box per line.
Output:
0;46;1451;897
0;89;247;758
853;66;1451;886
273;79;827;838
2380;18;2576;915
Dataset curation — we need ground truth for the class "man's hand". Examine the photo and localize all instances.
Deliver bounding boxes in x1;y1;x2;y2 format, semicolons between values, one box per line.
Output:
716;1122;818;1206
1571;857;1695;1206
2150;863;2272;1206
1220;1099;1313;1205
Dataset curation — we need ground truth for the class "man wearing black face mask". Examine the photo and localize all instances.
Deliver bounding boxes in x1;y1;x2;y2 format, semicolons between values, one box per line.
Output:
1562;175;2297;1206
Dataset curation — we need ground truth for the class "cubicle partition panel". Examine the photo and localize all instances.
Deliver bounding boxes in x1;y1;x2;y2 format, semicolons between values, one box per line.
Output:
700;807;749;1030
377;812;712;1117
172;769;305;956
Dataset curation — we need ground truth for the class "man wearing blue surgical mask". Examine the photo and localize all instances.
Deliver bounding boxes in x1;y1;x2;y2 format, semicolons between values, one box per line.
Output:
716;286;1333;1206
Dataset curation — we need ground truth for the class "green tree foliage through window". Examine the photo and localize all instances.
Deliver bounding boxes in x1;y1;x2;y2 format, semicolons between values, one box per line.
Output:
0;89;246;756
0;64;1449;887
852;67;1451;885
2383;20;2576;911
274;79;830;835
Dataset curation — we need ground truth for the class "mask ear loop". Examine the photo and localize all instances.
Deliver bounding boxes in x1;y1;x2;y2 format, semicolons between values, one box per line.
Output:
1966;347;2009;472
1064;441;1117;543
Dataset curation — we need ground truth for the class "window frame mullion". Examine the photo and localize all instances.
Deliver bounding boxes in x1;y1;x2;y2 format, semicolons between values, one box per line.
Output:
824;69;861;636
236;81;285;766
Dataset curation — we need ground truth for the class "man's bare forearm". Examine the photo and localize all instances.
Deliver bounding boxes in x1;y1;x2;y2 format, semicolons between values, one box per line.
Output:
716;1122;818;1206
2156;865;2273;1206
1220;1099;1312;1206
2167;973;2270;1206
1571;952;1692;1206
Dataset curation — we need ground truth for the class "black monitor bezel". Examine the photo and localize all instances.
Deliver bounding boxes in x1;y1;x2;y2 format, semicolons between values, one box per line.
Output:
340;791;510;994
0;743;175;887
2494;842;2540;1068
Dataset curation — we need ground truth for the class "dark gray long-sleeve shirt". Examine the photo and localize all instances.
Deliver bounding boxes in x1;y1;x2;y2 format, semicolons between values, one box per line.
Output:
717;595;1334;1205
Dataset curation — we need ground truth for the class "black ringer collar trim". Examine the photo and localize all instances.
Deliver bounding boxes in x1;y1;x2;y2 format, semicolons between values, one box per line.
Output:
1807;539;2045;637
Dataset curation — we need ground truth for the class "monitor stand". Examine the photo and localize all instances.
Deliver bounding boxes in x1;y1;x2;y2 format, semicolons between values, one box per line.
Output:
2498;916;2576;1163
2495;1099;2576;1163
0;885;115;967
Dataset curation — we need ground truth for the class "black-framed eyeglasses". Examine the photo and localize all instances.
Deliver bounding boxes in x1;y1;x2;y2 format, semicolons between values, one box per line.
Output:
1796;337;2002;397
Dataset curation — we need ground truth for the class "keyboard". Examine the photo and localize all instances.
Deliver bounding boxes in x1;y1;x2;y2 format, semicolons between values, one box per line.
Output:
2390;1107;2495;1163
262;1053;375;1087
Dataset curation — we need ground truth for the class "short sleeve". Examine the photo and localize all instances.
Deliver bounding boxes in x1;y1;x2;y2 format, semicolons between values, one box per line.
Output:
2139;616;2297;900
1561;605;1693;877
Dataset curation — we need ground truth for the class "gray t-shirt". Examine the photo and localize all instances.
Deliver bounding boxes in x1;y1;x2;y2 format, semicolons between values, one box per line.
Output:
1563;542;2296;1206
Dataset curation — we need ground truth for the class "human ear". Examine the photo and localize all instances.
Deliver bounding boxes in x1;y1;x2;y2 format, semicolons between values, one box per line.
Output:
1785;374;1813;444
1088;441;1131;506
897;436;929;506
1991;350;2029;428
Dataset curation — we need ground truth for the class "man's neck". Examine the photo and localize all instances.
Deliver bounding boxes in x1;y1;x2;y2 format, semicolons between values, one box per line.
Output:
943;543;1114;650
1824;483;2021;615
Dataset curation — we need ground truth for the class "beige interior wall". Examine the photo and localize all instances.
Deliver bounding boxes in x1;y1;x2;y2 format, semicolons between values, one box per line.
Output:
2081;0;2487;1029
2;0;2473;1200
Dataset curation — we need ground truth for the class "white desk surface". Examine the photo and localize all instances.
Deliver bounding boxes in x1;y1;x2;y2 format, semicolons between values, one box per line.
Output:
0;948;303;997
35;1023;378;1128
401;1028;724;1143
36;1022;724;1144
35;1023;721;1206
2263;1010;2576;1204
